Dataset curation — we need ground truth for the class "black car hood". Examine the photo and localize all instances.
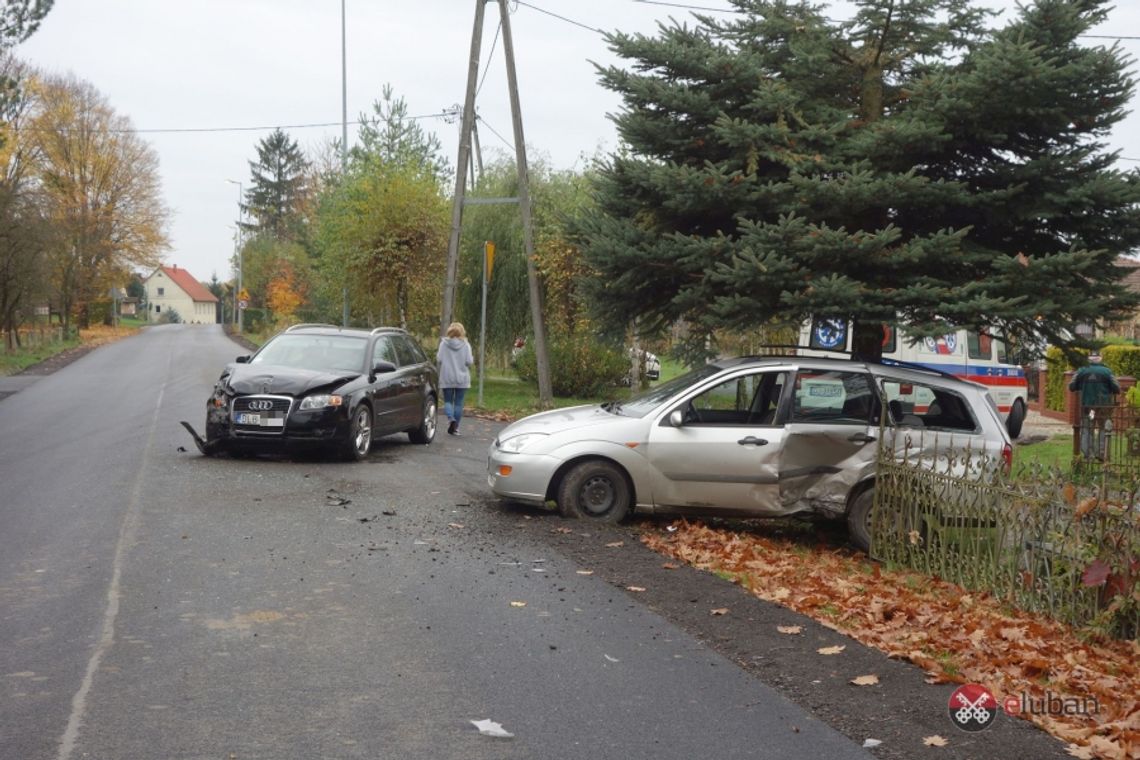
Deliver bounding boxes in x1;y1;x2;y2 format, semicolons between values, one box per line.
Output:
223;363;361;396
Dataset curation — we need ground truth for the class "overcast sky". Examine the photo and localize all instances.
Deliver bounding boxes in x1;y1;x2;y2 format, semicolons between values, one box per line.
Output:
14;0;1140;286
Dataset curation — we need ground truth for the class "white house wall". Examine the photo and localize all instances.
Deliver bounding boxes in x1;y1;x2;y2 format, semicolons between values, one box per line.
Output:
144;270;217;324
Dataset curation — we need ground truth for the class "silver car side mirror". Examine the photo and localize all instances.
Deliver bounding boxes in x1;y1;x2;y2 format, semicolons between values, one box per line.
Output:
669;409;684;427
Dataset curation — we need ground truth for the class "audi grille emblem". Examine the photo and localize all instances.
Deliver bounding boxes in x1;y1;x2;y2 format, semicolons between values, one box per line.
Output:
247;400;273;411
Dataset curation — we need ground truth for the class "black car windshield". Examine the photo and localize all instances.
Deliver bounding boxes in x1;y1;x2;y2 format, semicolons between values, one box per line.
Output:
610;364;724;418
251;334;367;374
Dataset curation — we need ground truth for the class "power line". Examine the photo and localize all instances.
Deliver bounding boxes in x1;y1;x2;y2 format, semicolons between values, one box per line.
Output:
514;1;602;34
633;0;734;12
477;20;502;97
28;113;450;136
476;114;514;152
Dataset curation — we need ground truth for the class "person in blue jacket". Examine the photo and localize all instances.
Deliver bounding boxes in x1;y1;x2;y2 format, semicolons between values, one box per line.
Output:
437;322;475;436
1069;351;1120;460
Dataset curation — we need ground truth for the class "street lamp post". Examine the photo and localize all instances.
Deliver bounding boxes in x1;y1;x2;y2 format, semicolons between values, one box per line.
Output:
225;179;243;332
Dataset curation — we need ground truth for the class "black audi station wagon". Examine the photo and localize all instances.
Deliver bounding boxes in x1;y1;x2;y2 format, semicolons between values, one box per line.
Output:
193;324;439;460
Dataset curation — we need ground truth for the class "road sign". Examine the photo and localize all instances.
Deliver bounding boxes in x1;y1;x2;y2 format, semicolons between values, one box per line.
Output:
239;299;248;310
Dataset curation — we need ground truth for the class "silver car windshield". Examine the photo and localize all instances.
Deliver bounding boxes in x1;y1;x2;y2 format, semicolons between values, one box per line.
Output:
250;335;367;373
610;364;724;418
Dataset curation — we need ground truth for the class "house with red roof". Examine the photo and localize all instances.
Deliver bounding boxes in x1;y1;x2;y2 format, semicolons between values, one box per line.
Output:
142;265;219;324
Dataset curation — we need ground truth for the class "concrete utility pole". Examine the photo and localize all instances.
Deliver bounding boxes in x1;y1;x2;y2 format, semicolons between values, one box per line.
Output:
441;1;485;335
443;0;552;407
470;118;484;190
497;0;552;406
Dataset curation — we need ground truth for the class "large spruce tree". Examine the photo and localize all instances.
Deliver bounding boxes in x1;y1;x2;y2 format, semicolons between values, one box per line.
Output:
575;0;1140;358
243;128;309;243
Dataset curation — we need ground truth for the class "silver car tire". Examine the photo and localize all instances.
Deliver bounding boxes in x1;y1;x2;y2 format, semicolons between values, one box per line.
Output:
558;460;630;523
846;487;874;553
1006;399;1026;439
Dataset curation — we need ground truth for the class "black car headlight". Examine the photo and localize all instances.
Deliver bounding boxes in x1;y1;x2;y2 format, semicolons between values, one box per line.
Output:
299;394;344;411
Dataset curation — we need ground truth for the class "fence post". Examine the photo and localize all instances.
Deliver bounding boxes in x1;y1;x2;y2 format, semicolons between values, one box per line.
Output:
1066;370;1081;457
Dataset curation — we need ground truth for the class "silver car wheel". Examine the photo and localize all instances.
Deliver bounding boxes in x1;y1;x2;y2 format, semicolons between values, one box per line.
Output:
580;475;617;515
558;460;631;523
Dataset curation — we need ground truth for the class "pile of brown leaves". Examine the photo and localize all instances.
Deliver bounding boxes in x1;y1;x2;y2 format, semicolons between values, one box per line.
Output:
642;520;1140;759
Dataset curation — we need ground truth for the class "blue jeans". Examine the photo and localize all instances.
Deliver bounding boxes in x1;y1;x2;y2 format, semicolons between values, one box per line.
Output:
443;387;467;426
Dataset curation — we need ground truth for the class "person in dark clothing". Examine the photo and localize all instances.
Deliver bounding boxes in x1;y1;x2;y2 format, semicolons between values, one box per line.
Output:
1069;352;1120;460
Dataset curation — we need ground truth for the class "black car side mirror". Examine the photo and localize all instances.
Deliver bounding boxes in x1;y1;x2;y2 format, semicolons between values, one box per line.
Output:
236;355;249;363
370;360;397;379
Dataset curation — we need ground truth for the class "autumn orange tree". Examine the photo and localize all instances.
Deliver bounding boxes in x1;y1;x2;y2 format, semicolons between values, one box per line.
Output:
265;259;308;328
29;71;169;330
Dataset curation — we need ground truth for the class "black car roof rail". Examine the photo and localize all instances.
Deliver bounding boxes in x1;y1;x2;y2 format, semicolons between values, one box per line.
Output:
285;323;339;332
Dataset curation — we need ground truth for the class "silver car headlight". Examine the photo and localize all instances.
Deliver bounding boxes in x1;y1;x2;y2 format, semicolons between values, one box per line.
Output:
299;394;344;411
498;431;549;453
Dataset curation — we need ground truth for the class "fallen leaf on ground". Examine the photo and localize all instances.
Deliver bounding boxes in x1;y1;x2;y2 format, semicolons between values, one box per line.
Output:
626;586;646;592
777;625;802;635
710;608;729;616
862;739;882;748
818;645;846;656
640;519;1140;759
923;735;948;747
448;523;465;529
553;527;573;534
1065;745;1095;759
851;674;879;686
576;570;594;576
662;562;678;570
509;601;526;608
605;541;624;548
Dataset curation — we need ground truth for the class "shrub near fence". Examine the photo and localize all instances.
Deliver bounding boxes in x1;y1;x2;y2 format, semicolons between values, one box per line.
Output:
872;427;1139;640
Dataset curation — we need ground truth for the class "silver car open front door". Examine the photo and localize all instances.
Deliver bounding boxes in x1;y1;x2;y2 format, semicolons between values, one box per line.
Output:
645;370;789;515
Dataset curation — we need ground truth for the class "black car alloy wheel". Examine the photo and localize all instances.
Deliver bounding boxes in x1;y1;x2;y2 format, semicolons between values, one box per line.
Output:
345;404;372;461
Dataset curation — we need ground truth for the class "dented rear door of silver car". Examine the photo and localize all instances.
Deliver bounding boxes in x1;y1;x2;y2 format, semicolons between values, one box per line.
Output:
778;368;879;516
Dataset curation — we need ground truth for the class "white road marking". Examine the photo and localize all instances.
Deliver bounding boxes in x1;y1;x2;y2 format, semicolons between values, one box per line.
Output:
56;354;170;760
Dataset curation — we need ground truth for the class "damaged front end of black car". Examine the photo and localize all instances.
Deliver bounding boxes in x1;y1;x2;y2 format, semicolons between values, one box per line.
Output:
183;362;363;458
182;325;440;461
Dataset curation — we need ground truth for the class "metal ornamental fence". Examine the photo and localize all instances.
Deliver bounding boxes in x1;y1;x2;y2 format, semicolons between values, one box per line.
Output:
871;427;1139;640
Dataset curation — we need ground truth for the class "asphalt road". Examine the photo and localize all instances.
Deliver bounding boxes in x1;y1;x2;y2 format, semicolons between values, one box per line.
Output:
0;324;875;760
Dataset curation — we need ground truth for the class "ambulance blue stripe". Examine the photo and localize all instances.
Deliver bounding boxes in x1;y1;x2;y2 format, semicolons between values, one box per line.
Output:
905;361;1026;378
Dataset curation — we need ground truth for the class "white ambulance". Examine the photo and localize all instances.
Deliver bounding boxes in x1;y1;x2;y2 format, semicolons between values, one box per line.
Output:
799;318;1030;438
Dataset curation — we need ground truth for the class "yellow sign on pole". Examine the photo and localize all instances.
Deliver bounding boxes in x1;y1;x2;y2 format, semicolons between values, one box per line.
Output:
484;241;495;282
239;288;250;302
